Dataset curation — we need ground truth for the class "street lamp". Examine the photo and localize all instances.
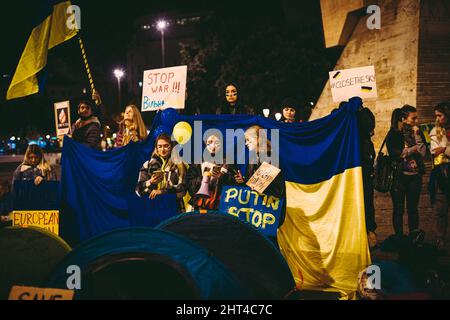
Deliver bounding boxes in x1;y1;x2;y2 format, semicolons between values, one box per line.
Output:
113;69;124;108
263;109;270;118
156;19;168;67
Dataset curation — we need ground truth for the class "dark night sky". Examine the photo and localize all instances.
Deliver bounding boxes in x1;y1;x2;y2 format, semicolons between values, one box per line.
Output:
0;0;322;136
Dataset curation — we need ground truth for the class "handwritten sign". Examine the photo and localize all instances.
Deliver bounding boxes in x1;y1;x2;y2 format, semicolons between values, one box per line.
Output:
9;286;74;300
12;210;59;235
246;162;281;194
219;186;283;236
329;66;378;102
54;101;71;137
141;65;187;112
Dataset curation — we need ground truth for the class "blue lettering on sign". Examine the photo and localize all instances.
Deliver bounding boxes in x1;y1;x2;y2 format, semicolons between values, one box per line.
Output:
143;96;165;110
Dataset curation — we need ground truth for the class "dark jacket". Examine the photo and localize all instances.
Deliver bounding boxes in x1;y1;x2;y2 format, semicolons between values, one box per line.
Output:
71;116;102;149
12;164;56;183
186;161;235;210
216;102;253;115
136;155;186;212
387;128;427;176
0;192;13;216
358;107;376;173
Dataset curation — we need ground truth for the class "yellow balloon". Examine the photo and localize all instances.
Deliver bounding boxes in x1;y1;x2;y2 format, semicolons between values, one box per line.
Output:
172;121;192;144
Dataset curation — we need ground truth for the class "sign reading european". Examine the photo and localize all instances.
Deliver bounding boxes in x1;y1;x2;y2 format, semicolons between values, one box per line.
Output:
141;65;187;112
12;210;59;235
329;66;378;102
219;186;283;236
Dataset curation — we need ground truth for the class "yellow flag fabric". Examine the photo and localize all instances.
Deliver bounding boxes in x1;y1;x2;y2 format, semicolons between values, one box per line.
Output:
278;167;371;299
7;1;77;100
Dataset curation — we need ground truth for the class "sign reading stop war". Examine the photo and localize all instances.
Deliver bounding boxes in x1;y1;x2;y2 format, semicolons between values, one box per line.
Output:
12;210;59;235
219;186;283;236
141;65;187;112
329;66;378;102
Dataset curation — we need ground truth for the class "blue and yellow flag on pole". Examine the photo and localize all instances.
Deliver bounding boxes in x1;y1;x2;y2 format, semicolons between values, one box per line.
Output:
6;0;77;100
277;97;371;298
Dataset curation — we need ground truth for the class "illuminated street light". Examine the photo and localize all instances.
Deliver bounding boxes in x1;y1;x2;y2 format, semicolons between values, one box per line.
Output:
263;109;270;118
113;69;125;107
156;19;168;67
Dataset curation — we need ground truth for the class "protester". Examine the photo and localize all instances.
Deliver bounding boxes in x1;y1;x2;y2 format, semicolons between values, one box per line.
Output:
186;134;234;211
280;98;298;123
12;145;56;186
387;106;427;239
136;133;187;212
234;125;285;199
71;99;102;149
92;91;147;147
0;180;13;225
216;83;253;115
357;101;377;248
429;102;450;248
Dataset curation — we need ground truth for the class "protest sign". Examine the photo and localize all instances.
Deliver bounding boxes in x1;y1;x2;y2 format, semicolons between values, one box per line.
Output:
12;210;59;235
219;186;283;236
329;66;378;102
54;101;71;137
9;286;74;300
141;65;187;112
246;162;281;194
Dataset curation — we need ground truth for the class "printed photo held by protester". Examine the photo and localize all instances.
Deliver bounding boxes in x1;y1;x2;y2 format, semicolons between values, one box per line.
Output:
136;133;187;212
429;102;450;249
12;145;57;187
387;105;427;239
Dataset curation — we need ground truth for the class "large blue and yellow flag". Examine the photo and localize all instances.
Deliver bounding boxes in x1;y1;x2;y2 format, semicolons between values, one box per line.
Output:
59;97;370;297
277;97;371;298
6;0;77;100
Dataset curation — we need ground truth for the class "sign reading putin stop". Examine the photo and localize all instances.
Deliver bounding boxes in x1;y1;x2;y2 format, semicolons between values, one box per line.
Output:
141;65;187;112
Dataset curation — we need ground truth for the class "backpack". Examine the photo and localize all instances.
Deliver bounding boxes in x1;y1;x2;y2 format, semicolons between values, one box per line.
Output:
373;132;398;193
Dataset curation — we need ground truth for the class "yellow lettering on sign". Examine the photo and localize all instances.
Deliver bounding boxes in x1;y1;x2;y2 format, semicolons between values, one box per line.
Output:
262;213;276;229
224;188;238;202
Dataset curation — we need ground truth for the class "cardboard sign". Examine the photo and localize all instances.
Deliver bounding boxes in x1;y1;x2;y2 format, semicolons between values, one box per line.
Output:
54;101;71;137
246;162;281;194
329;66;378;102
12;210;59;235
141;65;187;112
9;286;74;300
219;186;283;236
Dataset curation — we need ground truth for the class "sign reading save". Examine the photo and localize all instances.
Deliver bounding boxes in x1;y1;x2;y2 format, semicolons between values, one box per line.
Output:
12;210;59;235
9;286;74;300
329;66;378;102
219;186;283;236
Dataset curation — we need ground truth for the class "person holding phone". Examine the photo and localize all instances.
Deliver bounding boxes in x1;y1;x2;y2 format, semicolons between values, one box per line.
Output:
136;133;187;212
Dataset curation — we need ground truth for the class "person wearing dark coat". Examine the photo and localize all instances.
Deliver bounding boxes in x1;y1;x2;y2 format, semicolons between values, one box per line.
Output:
387;106;427;239
71;100;102;149
215;83;254;115
356;100;378;247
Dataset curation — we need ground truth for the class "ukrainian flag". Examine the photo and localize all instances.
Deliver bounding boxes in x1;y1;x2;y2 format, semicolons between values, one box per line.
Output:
278;97;371;299
6;0;77;100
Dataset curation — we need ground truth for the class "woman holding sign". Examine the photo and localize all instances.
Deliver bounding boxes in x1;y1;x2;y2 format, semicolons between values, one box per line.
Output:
136;133;187;212
12;145;56;187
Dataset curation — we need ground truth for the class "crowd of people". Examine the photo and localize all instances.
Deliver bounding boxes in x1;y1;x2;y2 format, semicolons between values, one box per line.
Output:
1;82;450;252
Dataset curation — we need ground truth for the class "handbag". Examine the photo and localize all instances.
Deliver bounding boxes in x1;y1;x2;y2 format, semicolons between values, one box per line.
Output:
373;132;398;193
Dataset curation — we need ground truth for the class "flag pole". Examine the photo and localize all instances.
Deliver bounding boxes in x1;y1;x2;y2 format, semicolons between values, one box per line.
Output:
77;33;97;100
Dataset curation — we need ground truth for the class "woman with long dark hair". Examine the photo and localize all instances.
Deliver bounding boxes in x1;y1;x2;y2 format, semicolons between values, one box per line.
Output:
387;106;427;239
